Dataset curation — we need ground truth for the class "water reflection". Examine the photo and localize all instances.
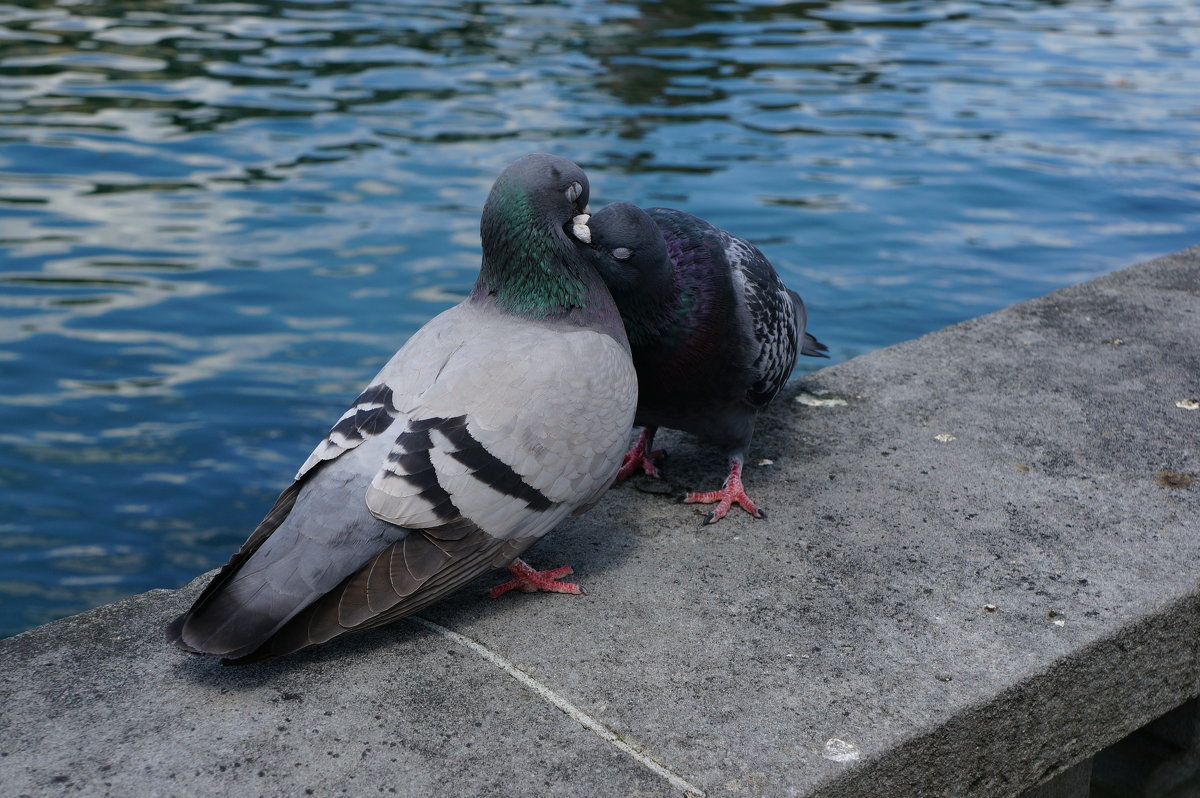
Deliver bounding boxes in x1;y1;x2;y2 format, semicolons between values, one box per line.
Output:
1;0;1198;635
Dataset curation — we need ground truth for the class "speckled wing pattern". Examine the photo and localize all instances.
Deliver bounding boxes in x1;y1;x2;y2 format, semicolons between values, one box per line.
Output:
721;232;801;408
170;303;637;662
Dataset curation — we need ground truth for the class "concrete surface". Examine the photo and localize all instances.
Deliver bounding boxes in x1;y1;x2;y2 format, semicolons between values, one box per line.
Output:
1;246;1198;797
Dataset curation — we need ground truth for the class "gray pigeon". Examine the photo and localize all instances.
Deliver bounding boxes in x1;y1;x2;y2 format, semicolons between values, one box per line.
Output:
167;154;637;663
576;202;827;524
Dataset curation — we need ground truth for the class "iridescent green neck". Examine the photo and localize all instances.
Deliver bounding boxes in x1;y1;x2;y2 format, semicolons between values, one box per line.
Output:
473;186;589;317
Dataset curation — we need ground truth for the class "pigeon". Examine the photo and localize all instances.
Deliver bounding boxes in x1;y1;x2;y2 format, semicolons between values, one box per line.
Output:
576;202;827;524
167;154;637;663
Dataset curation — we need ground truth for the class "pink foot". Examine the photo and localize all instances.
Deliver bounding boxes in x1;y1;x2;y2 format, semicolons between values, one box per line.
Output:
615;427;664;482
682;460;766;524
488;559;584;599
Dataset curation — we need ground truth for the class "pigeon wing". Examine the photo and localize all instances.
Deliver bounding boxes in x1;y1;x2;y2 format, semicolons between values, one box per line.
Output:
723;233;802;408
365;318;637;541
167;307;474;656
182;309;636;662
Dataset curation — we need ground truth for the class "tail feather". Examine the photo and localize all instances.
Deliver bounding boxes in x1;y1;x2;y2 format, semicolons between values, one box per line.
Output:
801;332;830;359
786;288;830;359
166;479;306;654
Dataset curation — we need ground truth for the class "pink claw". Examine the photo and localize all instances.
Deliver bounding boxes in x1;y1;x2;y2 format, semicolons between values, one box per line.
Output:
682;459;766;524
615;427;665;482
489;559;584;599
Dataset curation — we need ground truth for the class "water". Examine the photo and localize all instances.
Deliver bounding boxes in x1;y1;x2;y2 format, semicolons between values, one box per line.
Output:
0;0;1197;637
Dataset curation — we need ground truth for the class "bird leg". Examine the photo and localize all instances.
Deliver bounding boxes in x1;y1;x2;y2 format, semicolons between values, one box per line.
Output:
682;457;765;524
488;559;584;598
615;426;665;482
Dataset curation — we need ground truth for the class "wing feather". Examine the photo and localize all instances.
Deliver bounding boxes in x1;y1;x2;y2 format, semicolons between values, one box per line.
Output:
166;479;305;652
228;527;536;664
722;232;801;408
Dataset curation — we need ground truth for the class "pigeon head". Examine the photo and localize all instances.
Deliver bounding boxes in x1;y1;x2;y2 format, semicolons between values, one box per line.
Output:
475;154;609;320
579;202;672;295
484;153;590;234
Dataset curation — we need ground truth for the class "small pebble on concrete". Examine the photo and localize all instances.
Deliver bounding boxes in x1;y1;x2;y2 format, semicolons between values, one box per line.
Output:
795;391;848;407
822;738;861;763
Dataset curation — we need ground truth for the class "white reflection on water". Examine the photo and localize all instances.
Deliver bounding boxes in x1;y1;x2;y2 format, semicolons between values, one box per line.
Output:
1;0;1199;635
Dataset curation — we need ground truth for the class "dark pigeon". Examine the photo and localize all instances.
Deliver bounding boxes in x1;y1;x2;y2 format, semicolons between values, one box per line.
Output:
577;202;828;524
167;155;637;663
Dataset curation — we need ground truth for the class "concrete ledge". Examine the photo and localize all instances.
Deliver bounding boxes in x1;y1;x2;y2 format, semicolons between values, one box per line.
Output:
2;247;1198;797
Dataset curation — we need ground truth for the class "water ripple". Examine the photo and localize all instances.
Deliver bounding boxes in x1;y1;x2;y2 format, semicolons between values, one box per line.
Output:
1;0;1199;635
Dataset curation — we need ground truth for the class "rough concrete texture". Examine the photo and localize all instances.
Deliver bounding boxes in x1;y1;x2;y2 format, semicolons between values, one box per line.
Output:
2;247;1198;798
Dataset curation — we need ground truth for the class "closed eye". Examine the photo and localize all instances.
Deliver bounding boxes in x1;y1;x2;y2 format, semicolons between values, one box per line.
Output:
565;182;583;204
612;247;633;260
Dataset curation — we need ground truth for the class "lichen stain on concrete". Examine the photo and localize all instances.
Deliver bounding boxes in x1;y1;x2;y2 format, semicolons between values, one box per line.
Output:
722;771;767;793
1155;471;1196;488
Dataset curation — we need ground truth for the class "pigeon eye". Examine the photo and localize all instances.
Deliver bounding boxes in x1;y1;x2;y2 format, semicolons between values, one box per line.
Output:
611;247;633;261
565;182;583;204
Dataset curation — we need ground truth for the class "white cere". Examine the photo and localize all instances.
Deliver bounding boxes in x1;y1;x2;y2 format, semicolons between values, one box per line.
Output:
570;214;592;244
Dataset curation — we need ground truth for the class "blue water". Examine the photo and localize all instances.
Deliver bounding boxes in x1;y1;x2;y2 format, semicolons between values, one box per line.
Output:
0;0;1197;637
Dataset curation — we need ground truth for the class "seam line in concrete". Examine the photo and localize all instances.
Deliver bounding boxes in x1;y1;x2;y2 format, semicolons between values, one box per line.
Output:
410;616;706;797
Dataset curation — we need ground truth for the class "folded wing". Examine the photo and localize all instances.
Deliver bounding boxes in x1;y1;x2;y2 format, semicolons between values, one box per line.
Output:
169;306;636;662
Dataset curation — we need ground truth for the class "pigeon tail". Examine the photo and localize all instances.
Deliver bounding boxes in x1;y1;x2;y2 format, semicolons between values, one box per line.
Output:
802;332;830;359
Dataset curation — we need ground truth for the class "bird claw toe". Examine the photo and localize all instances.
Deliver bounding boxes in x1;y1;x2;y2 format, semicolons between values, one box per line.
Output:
682;462;764;524
615;432;665;482
489;560;583;599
